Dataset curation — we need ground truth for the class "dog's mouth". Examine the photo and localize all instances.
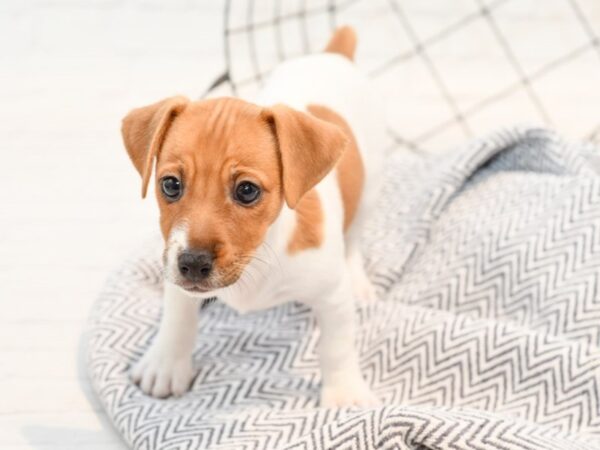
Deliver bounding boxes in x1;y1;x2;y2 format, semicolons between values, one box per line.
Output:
167;255;247;296
177;282;215;295
177;275;240;295
182;284;211;293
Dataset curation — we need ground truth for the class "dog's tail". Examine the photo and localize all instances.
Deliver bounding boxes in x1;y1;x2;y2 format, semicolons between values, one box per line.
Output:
324;26;357;61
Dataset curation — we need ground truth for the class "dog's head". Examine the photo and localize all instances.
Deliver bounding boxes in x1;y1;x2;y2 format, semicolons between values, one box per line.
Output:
121;96;348;295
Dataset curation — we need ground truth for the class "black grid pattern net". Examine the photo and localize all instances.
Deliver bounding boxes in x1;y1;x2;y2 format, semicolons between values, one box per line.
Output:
216;0;600;154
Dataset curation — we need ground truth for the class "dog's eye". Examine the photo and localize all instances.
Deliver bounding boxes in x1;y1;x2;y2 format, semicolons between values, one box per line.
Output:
161;176;182;200
234;181;261;205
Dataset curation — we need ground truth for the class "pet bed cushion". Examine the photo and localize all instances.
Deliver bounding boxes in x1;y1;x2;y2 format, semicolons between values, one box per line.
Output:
87;127;600;449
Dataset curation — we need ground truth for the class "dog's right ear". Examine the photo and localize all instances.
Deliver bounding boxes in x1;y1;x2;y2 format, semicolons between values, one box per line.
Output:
121;96;189;198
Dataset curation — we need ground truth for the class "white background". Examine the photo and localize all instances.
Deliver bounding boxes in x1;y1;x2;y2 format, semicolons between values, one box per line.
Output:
1;1;598;449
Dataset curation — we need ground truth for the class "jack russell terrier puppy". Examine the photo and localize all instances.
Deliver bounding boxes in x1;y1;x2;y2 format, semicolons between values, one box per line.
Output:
122;27;385;407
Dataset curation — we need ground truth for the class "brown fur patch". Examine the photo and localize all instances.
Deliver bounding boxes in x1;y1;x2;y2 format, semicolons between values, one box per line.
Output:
121;96;189;198
158;98;285;287
287;189;323;254
121;95;350;289
261;104;348;208
122;97;285;289
306;104;364;232
324;26;357;61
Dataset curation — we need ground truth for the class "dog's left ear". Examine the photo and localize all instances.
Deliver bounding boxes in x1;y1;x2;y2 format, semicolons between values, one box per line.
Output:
262;104;348;208
121;96;189;198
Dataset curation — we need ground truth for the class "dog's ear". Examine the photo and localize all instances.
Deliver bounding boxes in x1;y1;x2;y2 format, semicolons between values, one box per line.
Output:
262;104;348;208
121;96;189;198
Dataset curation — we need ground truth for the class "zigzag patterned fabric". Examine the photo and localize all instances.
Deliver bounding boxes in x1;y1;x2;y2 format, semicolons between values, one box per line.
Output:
87;127;600;449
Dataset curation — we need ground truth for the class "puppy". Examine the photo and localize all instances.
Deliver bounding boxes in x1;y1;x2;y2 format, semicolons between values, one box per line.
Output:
121;27;385;407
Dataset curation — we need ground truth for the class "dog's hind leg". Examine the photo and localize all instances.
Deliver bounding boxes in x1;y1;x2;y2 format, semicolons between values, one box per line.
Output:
344;199;378;303
313;272;379;407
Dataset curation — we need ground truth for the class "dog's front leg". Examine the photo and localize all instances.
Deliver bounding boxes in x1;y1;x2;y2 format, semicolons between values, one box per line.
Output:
131;281;198;398
313;275;379;408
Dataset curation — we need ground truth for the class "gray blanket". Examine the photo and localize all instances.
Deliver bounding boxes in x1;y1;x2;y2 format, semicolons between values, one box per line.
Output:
88;127;600;449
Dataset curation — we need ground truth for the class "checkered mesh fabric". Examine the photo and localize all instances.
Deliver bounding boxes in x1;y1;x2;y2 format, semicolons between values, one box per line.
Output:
214;0;600;154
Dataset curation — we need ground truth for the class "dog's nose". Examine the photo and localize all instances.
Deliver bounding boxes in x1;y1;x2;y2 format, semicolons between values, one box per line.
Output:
178;250;214;281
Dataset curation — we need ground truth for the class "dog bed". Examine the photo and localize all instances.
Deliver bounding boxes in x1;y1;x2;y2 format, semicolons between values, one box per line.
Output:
87;127;600;449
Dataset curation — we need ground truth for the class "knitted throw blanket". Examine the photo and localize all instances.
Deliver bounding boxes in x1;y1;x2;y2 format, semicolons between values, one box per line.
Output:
88;128;600;449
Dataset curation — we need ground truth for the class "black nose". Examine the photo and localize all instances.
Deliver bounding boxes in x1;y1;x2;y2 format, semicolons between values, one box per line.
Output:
178;250;214;281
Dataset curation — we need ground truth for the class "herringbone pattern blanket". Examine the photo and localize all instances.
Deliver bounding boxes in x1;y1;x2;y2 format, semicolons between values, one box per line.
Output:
88;127;600;449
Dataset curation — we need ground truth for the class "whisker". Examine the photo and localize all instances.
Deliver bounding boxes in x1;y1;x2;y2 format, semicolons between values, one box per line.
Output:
262;242;284;275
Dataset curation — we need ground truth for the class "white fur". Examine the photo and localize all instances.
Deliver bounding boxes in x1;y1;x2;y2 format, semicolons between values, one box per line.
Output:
132;53;385;407
163;224;188;285
131;281;198;398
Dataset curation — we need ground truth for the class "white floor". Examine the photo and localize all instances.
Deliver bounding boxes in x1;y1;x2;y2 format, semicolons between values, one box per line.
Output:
1;1;598;449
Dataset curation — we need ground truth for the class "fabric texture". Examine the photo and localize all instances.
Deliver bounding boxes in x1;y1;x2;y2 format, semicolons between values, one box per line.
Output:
88;127;600;449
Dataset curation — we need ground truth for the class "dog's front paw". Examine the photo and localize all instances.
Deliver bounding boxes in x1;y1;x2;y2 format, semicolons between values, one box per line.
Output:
320;378;380;408
130;348;196;398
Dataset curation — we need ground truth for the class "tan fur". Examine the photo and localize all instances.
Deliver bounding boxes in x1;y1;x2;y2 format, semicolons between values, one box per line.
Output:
324;26;357;61
287;189;323;254
121;96;189;198
307;104;364;232
261;104;348;208
121;96;348;289
123;97;284;288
